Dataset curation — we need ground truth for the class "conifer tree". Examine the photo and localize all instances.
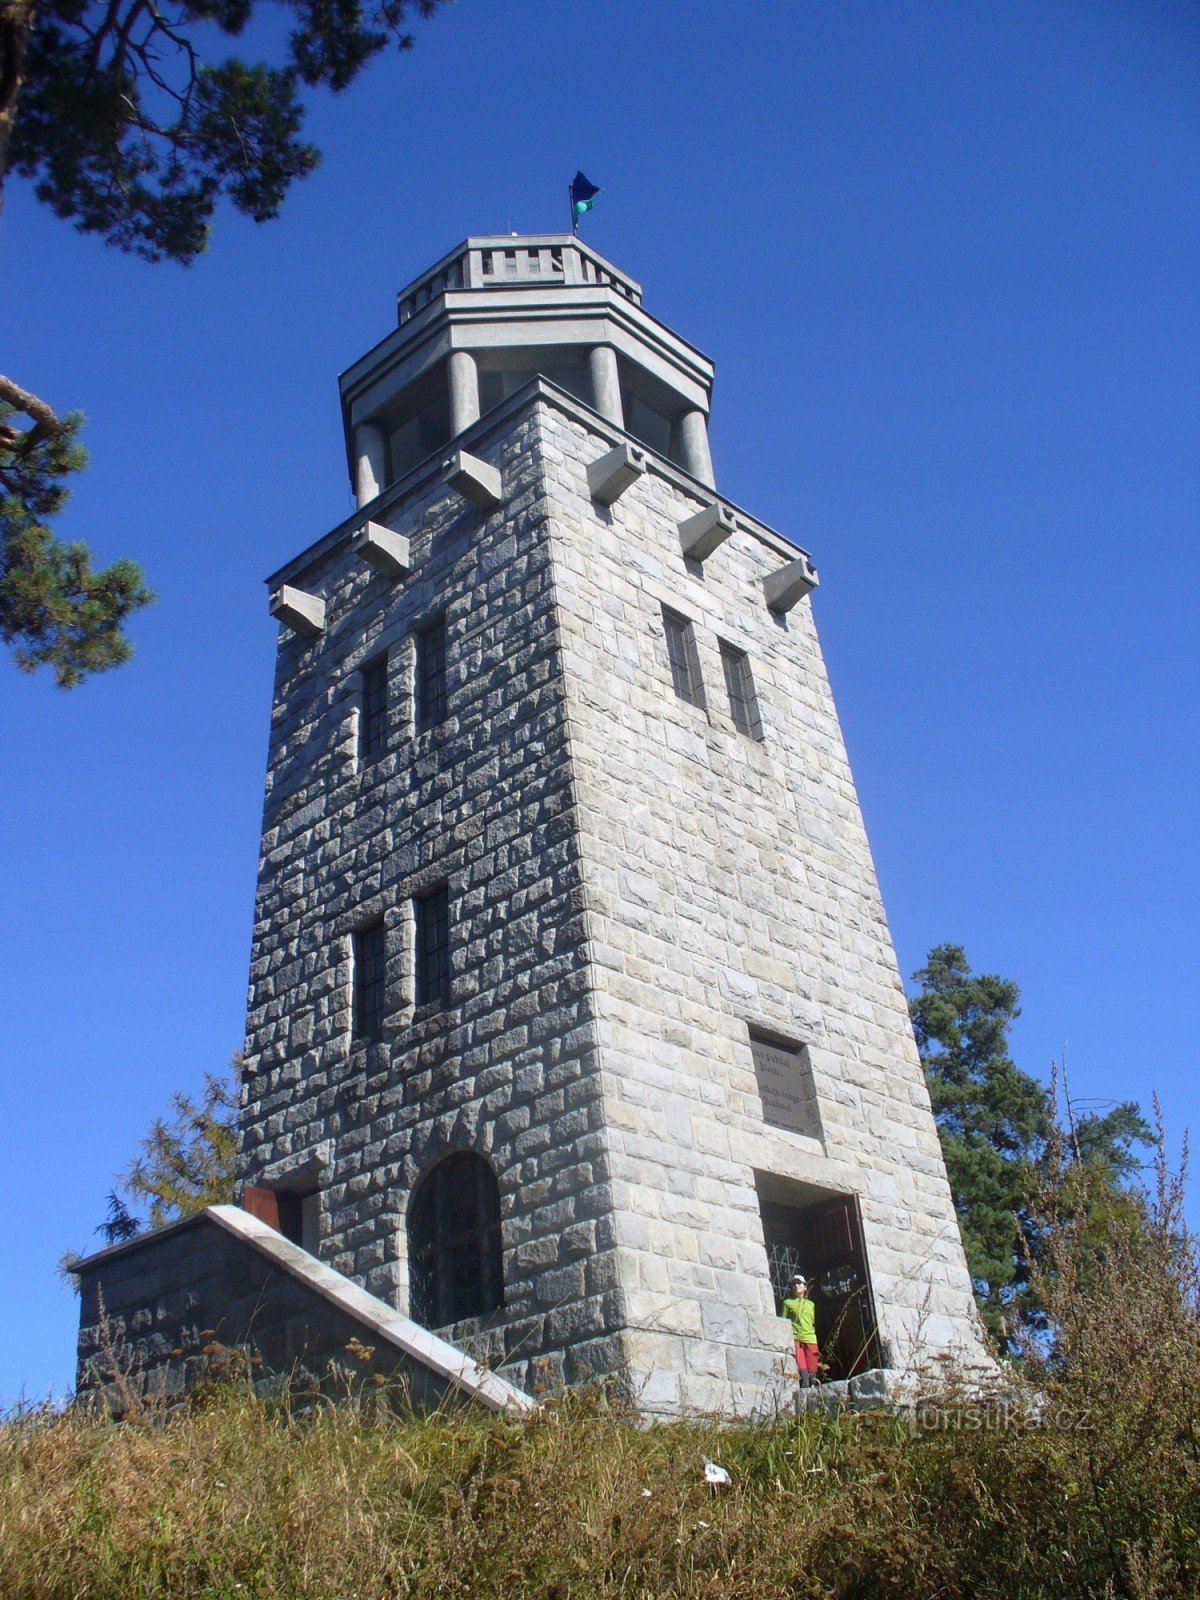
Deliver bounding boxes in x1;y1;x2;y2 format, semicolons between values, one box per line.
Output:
909;943;1150;1349
1;396;153;685
62;1062;238;1271
122;1065;239;1229
0;0;445;683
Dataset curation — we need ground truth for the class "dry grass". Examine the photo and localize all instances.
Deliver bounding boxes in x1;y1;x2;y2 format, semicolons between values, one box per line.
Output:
2;1362;1194;1599
4;1142;1197;1600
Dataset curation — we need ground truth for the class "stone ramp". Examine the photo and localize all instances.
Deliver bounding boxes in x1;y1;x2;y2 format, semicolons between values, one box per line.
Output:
75;1204;536;1416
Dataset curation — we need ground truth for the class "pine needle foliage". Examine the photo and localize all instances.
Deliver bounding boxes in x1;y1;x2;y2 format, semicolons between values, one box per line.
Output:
97;1190;141;1245
0;0;445;684
6;0;448;264
0;401;153;685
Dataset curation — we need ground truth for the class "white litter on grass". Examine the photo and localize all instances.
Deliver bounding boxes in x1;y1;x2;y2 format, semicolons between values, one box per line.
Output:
703;1459;731;1487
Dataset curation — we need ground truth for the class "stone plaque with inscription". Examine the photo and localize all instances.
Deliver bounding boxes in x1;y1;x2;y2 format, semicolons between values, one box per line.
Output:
750;1034;821;1138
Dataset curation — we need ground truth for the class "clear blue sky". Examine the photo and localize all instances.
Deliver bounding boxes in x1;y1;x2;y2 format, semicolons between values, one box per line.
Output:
2;0;1197;1405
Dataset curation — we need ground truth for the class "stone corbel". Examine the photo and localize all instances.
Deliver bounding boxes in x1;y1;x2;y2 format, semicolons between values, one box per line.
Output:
353;521;412;578
443;449;503;511
587;442;647;506
763;554;820;613
270;584;326;638
678;502;736;562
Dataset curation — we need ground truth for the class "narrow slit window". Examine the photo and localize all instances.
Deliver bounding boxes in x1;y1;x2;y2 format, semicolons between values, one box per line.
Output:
662;607;705;708
360;654;388;761
720;641;761;739
416;615;447;729
415;884;450;1008
352;920;387;1041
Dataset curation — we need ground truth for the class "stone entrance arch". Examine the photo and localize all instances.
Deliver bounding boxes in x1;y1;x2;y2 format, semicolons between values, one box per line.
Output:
408;1151;504;1331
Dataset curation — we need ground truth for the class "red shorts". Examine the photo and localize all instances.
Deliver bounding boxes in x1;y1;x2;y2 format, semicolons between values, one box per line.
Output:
794;1342;820;1376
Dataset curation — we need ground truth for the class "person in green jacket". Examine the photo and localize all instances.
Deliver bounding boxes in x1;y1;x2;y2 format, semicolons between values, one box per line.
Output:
782;1273;820;1385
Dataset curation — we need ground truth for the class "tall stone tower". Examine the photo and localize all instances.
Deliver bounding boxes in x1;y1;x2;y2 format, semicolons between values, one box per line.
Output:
239;235;984;1412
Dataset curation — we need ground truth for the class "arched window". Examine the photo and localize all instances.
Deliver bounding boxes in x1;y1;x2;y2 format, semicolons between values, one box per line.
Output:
408;1152;503;1328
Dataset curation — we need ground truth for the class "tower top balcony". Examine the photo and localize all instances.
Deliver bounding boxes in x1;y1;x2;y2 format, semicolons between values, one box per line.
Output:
394;235;643;321
340;235;717;504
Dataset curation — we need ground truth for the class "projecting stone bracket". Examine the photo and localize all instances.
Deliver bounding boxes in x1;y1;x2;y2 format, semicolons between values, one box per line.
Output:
270;584;326;638
587;442;647;506
442;449;503;511
763;553;820;613
678;502;736;562
353;521;412;578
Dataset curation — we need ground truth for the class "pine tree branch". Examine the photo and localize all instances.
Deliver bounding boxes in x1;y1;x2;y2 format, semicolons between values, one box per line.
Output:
0;371;58;447
0;0;38;186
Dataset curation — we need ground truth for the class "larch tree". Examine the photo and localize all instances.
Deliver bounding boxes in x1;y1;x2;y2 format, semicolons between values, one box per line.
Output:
97;1060;240;1243
0;0;445;684
61;1059;239;1276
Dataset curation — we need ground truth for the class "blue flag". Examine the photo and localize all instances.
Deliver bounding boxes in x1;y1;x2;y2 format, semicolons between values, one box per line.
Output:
570;171;601;232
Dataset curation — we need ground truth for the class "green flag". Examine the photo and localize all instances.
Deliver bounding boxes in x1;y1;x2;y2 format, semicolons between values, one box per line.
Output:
569;171;601;232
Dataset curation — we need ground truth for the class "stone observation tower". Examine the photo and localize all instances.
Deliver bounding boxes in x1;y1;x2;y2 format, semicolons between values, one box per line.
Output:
77;235;986;1414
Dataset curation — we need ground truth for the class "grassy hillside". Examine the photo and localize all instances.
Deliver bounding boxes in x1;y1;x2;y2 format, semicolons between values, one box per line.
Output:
1;1369;1197;1600
3;1158;1196;1599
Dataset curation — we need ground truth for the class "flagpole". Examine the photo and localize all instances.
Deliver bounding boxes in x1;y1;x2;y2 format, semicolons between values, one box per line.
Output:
568;183;577;236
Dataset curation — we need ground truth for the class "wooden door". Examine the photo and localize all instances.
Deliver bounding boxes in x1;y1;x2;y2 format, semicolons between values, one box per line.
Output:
806;1196;880;1378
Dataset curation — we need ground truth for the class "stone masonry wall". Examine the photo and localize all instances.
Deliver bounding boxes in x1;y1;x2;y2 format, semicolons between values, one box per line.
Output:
538;401;983;1412
239;402;623;1393
238;381;983;1413
77;1213;472;1412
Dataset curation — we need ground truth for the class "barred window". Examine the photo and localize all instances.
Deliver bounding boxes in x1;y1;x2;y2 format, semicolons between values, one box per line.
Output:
415;614;447;729
352;920;386;1041
408;1152;503;1328
720;641;761;739
415;884;450;1008
360;654;388;761
662;607;705;707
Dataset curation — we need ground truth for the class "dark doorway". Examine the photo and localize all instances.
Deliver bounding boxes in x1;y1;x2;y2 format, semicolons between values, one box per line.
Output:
276;1190;320;1253
408;1152;504;1329
242;1185;320;1253
758;1187;881;1380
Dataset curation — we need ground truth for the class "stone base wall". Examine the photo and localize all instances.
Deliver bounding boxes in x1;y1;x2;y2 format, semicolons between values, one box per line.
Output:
75;1207;533;1415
